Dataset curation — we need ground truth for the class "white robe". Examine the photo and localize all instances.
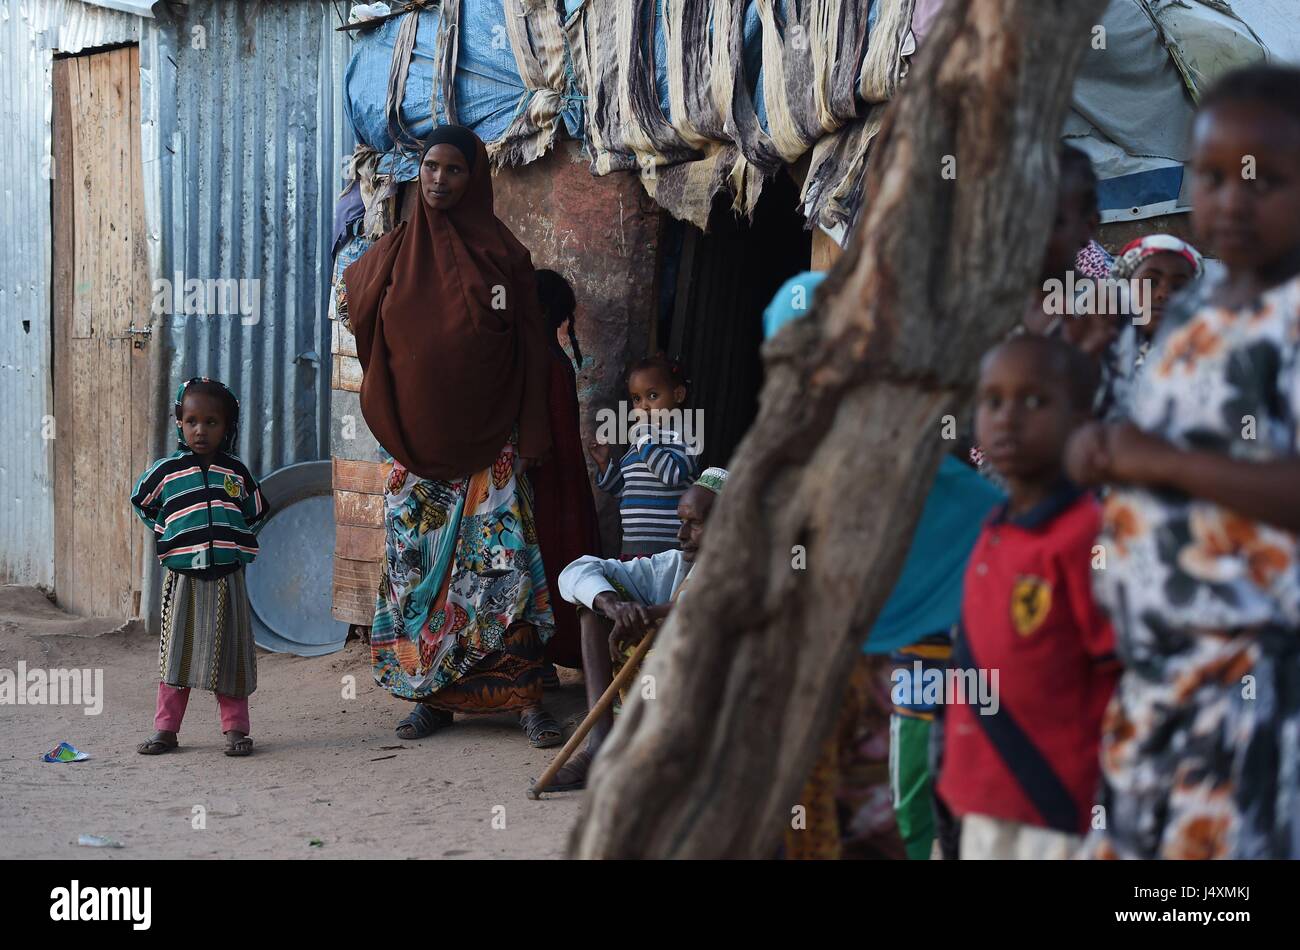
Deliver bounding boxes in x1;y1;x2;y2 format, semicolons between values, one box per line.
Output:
557;550;692;610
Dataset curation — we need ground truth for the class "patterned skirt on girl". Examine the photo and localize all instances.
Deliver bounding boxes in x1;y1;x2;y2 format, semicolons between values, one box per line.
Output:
370;443;555;713
159;568;257;698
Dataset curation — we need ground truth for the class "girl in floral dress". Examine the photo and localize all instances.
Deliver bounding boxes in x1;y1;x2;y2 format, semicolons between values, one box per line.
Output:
1066;65;1300;858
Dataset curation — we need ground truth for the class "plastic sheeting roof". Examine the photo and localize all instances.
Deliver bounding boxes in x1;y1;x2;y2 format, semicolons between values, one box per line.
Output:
78;0;155;17
1229;0;1300;62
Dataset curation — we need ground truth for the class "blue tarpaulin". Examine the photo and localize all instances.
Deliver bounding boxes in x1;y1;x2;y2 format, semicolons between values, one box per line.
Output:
341;0;1271;231
648;2;766;128
344;0;773;181
344;0;583;181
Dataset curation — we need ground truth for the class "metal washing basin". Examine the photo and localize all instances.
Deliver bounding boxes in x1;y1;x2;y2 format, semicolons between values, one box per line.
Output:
246;460;349;656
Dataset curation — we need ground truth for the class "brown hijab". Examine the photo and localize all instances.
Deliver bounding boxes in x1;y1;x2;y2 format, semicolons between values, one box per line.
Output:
343;127;552;481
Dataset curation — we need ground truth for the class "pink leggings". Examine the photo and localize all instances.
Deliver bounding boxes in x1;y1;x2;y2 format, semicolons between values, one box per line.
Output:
154;682;250;735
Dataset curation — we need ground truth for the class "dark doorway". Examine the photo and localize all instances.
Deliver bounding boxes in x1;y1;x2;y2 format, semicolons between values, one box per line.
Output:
663;172;812;470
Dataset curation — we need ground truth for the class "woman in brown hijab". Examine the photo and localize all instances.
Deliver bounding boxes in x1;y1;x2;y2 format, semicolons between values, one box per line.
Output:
340;125;562;746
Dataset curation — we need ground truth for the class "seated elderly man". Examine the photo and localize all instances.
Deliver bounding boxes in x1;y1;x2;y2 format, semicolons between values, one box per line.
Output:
549;466;729;791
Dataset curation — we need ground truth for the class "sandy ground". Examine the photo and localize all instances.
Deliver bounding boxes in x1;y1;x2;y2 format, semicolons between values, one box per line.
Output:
0;586;587;859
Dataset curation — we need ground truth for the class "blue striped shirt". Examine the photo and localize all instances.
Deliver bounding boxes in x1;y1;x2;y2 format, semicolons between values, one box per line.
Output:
595;423;701;555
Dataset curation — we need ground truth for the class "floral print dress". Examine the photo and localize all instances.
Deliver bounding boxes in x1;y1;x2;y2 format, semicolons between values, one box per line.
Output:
370;449;556;712
1087;274;1300;859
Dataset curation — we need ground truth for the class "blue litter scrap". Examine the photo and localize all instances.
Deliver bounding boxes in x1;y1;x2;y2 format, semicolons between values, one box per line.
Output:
42;741;89;763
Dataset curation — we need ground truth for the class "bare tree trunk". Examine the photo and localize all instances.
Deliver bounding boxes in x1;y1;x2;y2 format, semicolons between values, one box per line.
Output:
569;0;1109;859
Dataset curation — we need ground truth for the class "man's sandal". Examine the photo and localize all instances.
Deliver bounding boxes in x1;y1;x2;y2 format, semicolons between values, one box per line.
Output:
136;732;178;755
224;731;254;756
519;708;563;749
395;704;453;740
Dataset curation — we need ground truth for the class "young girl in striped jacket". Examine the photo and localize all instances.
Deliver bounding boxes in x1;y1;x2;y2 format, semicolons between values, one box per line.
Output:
130;378;268;757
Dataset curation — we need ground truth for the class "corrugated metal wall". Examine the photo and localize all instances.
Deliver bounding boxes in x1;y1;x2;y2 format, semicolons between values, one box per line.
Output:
2;0;352;593
0;0;144;586
50;0;142;53
153;0;353;475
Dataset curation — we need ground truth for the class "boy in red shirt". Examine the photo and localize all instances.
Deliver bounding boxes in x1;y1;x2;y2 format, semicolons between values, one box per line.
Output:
938;336;1120;859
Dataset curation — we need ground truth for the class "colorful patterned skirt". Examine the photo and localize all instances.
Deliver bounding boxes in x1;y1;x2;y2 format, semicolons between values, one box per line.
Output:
370;444;555;713
1083;624;1300;859
159;568;257;698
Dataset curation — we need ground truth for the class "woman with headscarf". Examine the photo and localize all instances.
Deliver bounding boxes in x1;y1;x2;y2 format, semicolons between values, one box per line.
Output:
340;125;562;747
1105;234;1205;421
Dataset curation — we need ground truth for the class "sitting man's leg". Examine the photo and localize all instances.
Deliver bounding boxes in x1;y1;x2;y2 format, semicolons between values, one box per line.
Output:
549;608;615;791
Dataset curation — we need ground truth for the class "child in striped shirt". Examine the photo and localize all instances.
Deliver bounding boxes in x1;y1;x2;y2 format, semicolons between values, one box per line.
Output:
589;356;701;556
130;378;268;757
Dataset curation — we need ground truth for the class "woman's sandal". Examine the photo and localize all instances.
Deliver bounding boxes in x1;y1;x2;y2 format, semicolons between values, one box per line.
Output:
546;748;593;792
224;731;254;757
519;708;563;749
395;704;453;740
136;731;178;755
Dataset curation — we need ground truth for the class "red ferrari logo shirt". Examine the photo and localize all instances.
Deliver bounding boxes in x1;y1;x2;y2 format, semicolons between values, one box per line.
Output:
938;485;1120;835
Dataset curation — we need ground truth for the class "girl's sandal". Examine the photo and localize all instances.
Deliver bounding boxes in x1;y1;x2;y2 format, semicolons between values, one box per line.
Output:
519;708;563;749
224;731;254;757
395;704;453;740
136;732;178;755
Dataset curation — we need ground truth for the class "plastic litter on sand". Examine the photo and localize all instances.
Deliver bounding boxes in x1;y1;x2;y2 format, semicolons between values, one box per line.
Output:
77;834;124;848
42;742;89;763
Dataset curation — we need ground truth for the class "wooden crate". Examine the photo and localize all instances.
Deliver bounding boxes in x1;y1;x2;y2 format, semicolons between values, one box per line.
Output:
332;555;383;624
331;310;385;623
331;457;387;624
329;245;390;623
331;352;364;393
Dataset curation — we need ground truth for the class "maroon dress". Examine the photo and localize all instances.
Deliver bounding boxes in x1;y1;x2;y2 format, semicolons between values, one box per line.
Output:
528;347;602;668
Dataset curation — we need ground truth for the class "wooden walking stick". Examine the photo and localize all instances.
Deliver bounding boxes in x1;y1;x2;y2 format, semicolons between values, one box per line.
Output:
528;625;658;799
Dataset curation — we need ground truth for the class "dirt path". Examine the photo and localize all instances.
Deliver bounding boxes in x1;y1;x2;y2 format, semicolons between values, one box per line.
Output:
0;586;586;859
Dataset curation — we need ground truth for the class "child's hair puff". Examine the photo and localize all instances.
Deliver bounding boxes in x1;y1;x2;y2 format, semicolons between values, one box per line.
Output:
625;352;689;396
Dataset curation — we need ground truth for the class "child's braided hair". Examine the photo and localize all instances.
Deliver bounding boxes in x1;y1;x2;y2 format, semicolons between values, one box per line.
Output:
535;268;583;370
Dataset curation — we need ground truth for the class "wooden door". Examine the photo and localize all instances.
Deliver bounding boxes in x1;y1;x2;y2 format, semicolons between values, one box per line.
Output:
51;46;152;619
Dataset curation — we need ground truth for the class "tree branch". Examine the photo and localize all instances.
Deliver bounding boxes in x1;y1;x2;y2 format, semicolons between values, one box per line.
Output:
570;0;1110;859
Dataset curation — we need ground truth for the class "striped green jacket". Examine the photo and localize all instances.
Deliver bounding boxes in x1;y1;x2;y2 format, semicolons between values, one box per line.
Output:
131;451;269;574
